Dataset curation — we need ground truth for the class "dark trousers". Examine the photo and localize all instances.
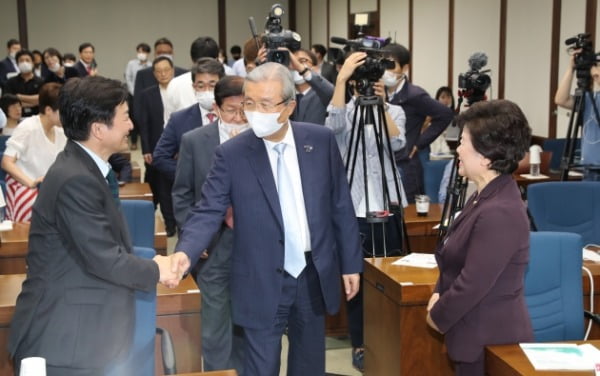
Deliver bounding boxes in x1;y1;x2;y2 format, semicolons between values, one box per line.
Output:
242;256;325;376
347;217;403;348
127;94;139;145
145;163;176;231
397;157;424;204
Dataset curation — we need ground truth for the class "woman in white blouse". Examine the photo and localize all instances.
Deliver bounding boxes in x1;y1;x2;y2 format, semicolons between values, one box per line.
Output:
1;83;66;222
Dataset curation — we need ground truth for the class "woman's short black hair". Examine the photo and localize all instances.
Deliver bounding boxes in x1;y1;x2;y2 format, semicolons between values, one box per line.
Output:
457;99;531;174
435;86;455;110
59;76;128;141
0;94;21;114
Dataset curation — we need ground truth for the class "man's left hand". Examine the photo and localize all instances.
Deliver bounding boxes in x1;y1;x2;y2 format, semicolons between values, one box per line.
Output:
342;273;360;300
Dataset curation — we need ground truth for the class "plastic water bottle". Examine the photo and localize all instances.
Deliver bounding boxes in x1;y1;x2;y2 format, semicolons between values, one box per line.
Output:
529;145;542;176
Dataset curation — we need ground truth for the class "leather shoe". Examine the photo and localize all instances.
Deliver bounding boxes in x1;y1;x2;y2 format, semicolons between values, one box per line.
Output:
352;348;364;372
166;227;176;237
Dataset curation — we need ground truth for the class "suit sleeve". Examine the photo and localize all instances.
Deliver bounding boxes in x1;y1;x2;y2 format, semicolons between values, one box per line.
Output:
328;132;363;274
415;95;454;150
152;117;178;179
137;91;152;154
55;174;159;292
308;73;335;107
429;205;526;333
172;133;196;229
175;144;231;268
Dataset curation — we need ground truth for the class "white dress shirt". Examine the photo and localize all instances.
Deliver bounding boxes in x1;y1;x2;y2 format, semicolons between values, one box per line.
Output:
262;123;311;251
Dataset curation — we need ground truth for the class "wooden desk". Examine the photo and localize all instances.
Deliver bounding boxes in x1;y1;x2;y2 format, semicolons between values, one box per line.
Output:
119;182;153;201
0;216;167;273
404;203;442;252
0;274;201;376
173;371;237;376
363;257;453;375
486;340;600;375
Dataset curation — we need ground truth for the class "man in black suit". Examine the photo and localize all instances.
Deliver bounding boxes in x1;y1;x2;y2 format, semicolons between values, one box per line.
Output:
311;43;337;84
383;43;454;203
137;56;176;236
0;39;21;89
73;42;97;77
8;76;179;376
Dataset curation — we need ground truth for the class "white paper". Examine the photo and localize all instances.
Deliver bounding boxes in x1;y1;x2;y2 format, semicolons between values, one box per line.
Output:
520;343;597;371
583;249;600;262
519;173;550;180
392;253;437;269
0;220;13;232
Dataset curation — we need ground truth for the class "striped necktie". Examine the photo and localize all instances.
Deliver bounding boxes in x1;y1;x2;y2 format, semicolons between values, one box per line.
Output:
106;169;121;207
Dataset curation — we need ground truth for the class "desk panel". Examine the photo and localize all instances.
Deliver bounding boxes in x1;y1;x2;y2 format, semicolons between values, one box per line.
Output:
119;182;153;201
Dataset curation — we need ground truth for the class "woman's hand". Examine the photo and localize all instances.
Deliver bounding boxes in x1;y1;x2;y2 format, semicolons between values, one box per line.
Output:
426;293;441;333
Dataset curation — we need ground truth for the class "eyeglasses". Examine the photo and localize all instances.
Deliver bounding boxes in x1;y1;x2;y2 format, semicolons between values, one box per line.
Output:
241;99;289;112
219;107;245;118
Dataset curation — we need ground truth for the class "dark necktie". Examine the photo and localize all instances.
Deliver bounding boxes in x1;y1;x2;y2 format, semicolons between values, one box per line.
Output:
106;169;121;207
294;93;304;118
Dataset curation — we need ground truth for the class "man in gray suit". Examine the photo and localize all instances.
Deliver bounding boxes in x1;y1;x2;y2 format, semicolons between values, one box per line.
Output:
8;76;179;376
172;75;248;373
289;48;334;126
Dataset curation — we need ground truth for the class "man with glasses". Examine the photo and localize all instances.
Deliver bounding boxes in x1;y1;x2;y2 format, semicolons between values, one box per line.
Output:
172;75;247;374
168;62;363;375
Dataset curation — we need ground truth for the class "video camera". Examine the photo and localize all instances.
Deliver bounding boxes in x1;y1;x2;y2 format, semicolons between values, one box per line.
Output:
260;4;301;66
331;35;395;96
565;33;600;89
458;52;491;105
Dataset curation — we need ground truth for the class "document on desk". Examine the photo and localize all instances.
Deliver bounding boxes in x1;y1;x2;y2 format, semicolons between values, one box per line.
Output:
520;343;600;371
392;253;437;269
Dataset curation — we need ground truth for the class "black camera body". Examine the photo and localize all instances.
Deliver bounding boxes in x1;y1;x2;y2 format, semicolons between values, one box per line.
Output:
458;52;491;105
565;33;600;89
332;36;395;96
262;4;301;66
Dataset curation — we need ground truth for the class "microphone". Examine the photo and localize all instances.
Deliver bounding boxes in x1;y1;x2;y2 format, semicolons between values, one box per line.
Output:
248;17;261;51
467;52;488;71
330;36;348;45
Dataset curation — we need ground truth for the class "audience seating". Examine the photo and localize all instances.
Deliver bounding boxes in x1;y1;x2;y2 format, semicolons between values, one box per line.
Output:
121;199;155;248
527;181;600;246
525;231;584;341
542;138;581;171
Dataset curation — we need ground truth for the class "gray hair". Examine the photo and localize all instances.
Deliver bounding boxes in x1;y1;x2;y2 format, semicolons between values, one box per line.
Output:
244;62;295;102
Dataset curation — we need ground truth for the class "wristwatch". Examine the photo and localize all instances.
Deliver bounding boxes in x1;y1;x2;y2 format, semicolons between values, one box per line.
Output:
299;65;309;76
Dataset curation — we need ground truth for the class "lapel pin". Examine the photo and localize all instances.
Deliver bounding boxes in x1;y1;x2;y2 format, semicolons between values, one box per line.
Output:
304;145;313;153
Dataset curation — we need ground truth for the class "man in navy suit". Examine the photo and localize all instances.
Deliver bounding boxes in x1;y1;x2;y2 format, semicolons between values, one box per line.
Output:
73;42;96;77
137;56;176;236
383;43;454;203
169;62;363;376
152;58;224;180
0;39;21;89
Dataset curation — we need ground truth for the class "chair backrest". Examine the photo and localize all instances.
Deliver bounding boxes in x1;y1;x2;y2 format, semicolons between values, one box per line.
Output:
542;138;581;171
422;159;448;203
525;231;584;342
527;182;600;246
106;246;157;376
0;135;10;154
120;199;155;248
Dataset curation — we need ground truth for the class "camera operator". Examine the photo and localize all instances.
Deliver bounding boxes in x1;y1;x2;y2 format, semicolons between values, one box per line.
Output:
288;48;334;125
554;48;600;181
325;51;407;372
382;43;454;202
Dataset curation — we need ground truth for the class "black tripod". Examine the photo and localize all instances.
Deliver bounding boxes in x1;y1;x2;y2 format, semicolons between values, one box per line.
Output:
560;86;600;180
345;94;409;257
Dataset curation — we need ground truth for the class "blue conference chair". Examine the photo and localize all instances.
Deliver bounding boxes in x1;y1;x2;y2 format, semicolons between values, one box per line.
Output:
542;138;581;171
120;199;155;248
525;231;584;342
527;181;600;246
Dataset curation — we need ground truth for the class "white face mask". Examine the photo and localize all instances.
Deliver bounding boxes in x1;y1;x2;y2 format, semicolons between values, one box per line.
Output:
196;90;215;110
220;120;249;136
48;62;61;72
292;70;305;85
137;52;148;62
382;70;401;88
18;61;33;73
64;62;75;67
245;111;284;138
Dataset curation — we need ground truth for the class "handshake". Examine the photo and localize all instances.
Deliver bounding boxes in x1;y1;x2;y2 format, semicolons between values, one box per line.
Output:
153;252;191;288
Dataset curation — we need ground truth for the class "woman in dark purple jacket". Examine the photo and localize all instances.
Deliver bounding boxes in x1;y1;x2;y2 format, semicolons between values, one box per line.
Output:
426;99;534;375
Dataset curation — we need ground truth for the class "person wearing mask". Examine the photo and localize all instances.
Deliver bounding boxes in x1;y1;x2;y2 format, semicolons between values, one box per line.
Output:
0;39;21;88
124;42;152;151
326;51;407;372
74;42;97;77
42;48;79;84
163;36;233;123
8;76;180;376
0;94;22;135
382;43;454;203
4;50;44;117
289;48;334;125
137;56;176;236
168;62;362;376
427;100;534;375
555;48;600;181
310;43;337;83
62;53;77;67
1;83;66;222
32;50;45;79
172;76;248;374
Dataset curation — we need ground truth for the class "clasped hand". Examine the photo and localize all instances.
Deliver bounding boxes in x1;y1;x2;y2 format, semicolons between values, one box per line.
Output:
153;252;191;288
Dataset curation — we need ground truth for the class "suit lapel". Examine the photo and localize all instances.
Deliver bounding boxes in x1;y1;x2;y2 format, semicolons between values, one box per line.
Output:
245;135;284;230
292;124;318;236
